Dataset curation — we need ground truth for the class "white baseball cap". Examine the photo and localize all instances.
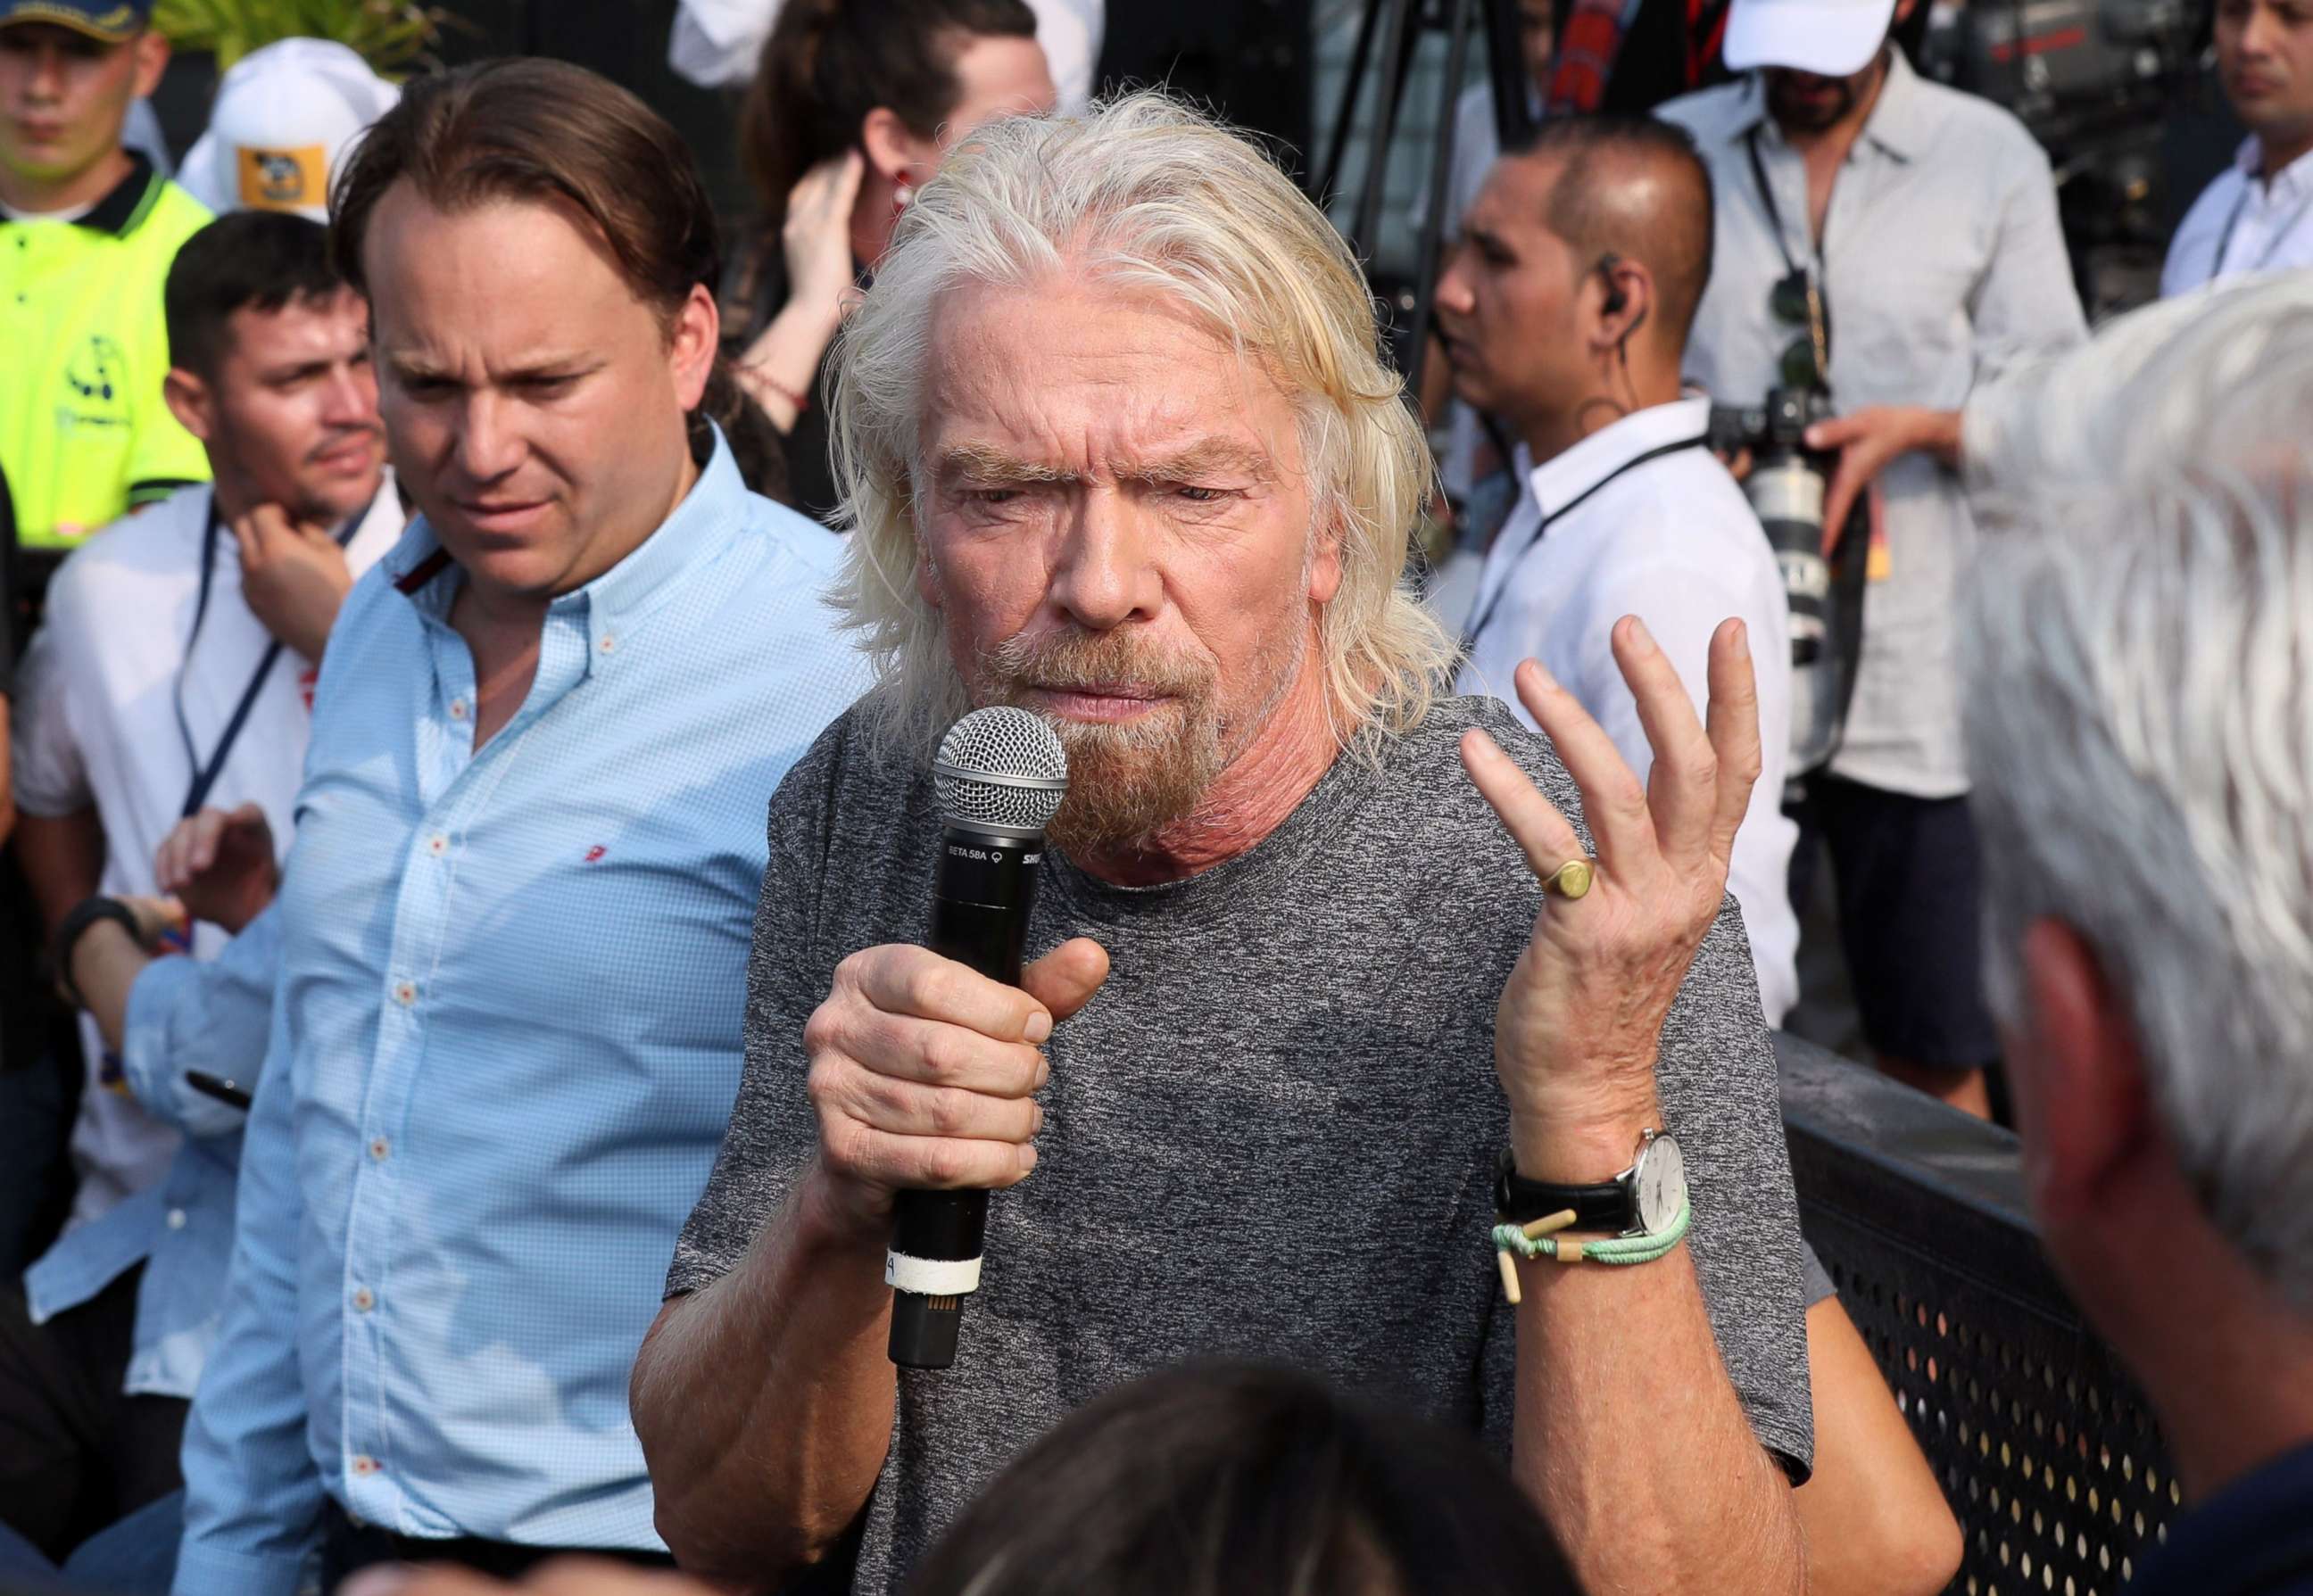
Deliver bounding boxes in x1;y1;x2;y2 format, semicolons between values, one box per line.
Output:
1721;0;1899;78
180;38;401;222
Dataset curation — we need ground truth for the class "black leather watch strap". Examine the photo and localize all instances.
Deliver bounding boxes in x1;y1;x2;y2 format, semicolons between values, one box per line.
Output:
1493;1146;1636;1232
54;896;139;1012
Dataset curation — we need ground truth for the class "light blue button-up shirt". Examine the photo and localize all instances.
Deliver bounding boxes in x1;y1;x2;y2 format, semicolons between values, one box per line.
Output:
174;437;872;1596
25;906;280;1398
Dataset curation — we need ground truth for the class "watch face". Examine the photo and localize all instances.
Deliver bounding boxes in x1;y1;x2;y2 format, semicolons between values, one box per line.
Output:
1636;1135;1687;1234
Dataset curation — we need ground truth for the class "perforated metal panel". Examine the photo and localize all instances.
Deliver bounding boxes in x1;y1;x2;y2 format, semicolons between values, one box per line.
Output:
1777;1037;2180;1596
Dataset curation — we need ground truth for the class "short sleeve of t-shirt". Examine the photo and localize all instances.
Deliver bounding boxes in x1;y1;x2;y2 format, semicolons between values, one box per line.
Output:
10;624;87;817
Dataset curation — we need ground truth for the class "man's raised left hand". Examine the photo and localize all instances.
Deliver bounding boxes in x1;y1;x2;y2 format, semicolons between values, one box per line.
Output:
1459;616;1762;1180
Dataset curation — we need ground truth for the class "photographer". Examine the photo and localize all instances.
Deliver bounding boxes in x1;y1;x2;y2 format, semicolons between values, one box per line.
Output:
2160;0;2313;294
1660;0;2084;1115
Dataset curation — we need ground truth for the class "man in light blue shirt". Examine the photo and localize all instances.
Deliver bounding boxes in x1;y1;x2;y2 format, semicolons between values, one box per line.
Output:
172;58;872;1594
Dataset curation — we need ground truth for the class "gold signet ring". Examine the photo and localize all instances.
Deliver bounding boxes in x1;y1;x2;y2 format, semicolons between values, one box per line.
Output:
1544;859;1594;899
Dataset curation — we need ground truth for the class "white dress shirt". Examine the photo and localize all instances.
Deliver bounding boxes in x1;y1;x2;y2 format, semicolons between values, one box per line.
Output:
1455;398;1800;1023
2162;136;2313;298
12;480;404;1228
1661;57;2085;799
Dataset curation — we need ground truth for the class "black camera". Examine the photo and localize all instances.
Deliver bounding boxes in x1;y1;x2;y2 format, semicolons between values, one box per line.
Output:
1707;387;1850;780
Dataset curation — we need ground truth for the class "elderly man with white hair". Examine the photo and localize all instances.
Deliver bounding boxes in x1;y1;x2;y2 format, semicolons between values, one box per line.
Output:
1957;275;2313;1596
633;92;1815;1595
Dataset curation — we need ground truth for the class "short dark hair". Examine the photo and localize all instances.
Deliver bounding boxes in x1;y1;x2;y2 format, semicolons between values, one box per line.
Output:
329;58;721;329
1509;114;1716;347
742;0;1037;243
906;1362;1582;1596
164;211;344;379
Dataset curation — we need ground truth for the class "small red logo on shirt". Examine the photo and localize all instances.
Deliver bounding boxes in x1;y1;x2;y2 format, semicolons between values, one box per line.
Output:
584;845;607;864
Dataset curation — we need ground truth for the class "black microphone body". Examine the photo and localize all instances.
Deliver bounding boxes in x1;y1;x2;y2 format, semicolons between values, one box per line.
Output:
886;822;1048;1369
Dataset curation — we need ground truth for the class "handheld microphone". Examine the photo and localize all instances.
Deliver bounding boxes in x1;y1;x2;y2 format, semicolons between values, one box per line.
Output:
887;707;1069;1369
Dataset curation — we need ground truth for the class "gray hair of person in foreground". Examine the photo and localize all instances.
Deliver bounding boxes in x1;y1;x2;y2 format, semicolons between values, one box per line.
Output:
823;89;1455;759
1960;274;2313;1308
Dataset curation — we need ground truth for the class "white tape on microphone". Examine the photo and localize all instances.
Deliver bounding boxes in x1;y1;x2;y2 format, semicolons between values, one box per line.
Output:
885;1251;983;1296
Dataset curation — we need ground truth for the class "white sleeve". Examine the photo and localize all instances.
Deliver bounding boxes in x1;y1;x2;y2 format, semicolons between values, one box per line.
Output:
11;627;91;820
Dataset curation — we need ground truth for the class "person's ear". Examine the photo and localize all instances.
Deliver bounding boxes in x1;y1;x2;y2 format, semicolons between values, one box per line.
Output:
1591;255;1654;351
1306;510;1345;608
860;107;930;189
163;367;216;444
129;29;170;100
1893;0;1922;21
2013;918;2156;1227
667;283;719;413
915;540;942;610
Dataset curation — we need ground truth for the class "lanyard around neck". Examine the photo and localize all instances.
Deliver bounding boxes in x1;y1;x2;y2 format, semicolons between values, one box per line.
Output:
173;496;364;819
1745;124;1826;277
1461;434;1708;655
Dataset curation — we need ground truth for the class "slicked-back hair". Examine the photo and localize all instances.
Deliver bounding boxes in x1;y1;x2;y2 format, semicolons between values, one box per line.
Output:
329;58;720;331
1506;114;1715;347
907;1362;1582;1596
166;211;344;380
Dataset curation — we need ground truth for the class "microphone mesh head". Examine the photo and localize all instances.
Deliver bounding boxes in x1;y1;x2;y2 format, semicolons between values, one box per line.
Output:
933;707;1069;835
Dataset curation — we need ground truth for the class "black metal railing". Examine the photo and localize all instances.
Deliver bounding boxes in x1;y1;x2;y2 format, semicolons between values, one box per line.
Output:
1778;1034;2180;1596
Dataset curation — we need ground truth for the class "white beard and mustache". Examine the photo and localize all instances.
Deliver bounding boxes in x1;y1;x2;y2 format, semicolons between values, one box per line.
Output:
966;619;1310;857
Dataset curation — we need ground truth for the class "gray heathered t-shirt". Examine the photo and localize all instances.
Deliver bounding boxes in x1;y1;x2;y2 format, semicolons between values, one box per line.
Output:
667;693;1813;1592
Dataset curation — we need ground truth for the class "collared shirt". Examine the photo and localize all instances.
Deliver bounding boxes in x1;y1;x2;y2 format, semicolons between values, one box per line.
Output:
1455;397;1800;1022
0;154;213;550
2162;136;2313;298
2128;1439;2313;1595
25;907;282;1400
1659;55;2086;798
173;436;873;1596
13;480;404;1231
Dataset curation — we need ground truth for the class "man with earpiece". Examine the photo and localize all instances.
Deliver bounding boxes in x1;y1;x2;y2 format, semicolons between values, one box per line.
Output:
1436;114;1800;1028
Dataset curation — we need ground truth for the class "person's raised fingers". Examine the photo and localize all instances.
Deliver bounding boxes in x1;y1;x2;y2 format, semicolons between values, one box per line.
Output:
841;944;1054;1044
1507;657;1654;867
1703;618;1764;866
1459;726;1587;886
1610;616;1719;867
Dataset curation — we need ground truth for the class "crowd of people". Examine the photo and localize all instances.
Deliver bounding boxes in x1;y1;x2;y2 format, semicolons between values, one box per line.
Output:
0;0;2310;1592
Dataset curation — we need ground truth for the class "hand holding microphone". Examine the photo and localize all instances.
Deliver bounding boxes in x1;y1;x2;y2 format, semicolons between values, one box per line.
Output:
801;708;1109;1367
801;938;1105;1227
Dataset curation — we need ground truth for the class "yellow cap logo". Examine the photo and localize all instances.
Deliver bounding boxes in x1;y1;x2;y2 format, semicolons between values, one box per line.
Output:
238;145;327;211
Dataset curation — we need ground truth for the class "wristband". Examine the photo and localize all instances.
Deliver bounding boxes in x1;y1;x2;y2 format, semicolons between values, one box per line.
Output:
54;896;139;1012
1492;1198;1692;1268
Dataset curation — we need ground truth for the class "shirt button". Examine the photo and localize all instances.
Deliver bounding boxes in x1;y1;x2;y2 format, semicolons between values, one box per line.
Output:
426;833;447;858
368;1136;390;1162
351;1286;376;1312
165;1208;187;1230
351;1454;379;1476
448;697;468;721
392;980;418;1007
598;633;617;655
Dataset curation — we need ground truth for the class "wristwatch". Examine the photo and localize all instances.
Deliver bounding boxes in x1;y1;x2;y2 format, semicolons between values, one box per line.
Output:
53;895;139;1012
1495;1129;1687;1238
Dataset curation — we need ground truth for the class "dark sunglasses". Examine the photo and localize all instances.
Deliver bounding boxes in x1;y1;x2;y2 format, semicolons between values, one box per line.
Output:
1769;267;1831;393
